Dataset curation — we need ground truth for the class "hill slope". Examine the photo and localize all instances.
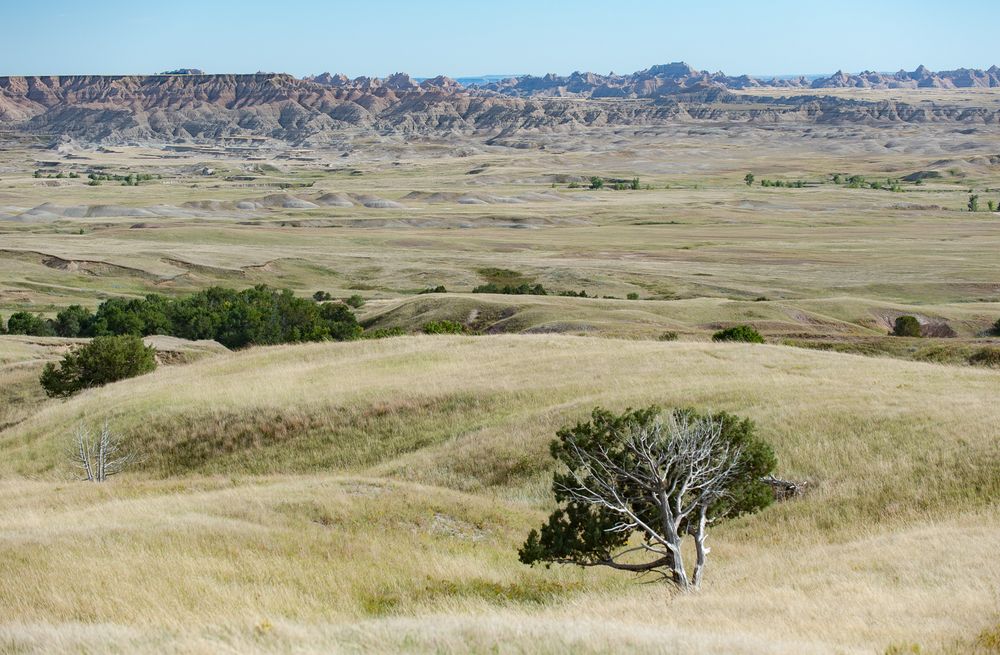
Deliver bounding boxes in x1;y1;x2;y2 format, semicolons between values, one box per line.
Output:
0;335;997;653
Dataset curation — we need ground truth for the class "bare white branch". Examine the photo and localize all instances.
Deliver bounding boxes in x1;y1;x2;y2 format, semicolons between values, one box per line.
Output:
69;422;135;482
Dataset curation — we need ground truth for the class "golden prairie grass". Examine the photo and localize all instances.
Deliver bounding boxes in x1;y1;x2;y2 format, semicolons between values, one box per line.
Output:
0;336;998;653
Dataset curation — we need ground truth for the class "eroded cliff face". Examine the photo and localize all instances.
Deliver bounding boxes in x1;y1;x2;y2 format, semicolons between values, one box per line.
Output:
1;65;998;144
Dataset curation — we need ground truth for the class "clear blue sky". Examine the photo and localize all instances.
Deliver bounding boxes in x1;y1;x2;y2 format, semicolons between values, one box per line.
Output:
2;0;998;78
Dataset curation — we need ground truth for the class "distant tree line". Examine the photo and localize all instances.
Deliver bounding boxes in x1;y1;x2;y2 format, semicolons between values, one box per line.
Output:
87;172;160;186
471;282;593;297
2;285;361;349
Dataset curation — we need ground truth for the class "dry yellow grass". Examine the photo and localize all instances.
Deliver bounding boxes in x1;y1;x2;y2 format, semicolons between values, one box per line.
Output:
1;336;998;653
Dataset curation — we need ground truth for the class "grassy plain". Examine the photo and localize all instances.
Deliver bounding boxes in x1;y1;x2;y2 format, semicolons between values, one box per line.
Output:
1;102;1000;653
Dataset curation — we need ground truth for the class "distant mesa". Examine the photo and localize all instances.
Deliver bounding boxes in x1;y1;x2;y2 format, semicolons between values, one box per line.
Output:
1;62;998;144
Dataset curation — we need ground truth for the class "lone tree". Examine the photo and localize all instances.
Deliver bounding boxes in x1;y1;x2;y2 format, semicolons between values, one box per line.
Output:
520;406;776;590
744;172;755;186
969;194;980;212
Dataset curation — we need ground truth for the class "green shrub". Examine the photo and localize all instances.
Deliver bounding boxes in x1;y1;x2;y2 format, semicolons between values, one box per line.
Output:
969;348;1000;368
6;311;56;336
422;320;465;335
626;292;640;300
658;331;678;341
993;318;1000;336
344;294;366;308
362;327;407;339
712;325;765;343
40;335;157;397
892;315;922;338
418;285;447;294
589;176;604;190
312;291;332;302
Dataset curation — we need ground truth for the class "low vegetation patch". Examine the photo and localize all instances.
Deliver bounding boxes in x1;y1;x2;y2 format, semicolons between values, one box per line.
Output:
422;320;466;335
712;325;765;343
969;347;1000;368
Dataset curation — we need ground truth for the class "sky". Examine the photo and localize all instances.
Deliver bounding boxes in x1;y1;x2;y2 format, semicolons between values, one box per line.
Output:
2;0;999;78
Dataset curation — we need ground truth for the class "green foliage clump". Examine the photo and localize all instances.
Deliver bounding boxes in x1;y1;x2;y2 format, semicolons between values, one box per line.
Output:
5;312;55;336
344;294;366;308
968;194;980;212
473;282;548;295
589;176;604;190
626;292;640;300
422;320;465;335
657;331;678;341
312;291;332;302
744;172;754;186
519;406;776;569
558;290;590;298
892;315;922;338
40;335;157;397
418;285;447;294
38;285;361;348
712;325;765;343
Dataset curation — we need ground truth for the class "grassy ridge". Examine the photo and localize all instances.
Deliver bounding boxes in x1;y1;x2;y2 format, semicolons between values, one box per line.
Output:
0;336;998;653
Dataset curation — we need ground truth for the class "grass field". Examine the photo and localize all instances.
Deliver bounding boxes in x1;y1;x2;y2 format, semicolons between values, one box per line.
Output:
2;113;1000;653
1;336;999;653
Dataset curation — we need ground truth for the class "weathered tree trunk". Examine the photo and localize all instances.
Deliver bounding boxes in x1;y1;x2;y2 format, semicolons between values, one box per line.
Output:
691;505;710;588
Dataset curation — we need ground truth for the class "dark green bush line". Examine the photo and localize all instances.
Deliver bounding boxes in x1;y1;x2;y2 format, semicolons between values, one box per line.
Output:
472;282;551;295
4;285;360;349
471;283;593;297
